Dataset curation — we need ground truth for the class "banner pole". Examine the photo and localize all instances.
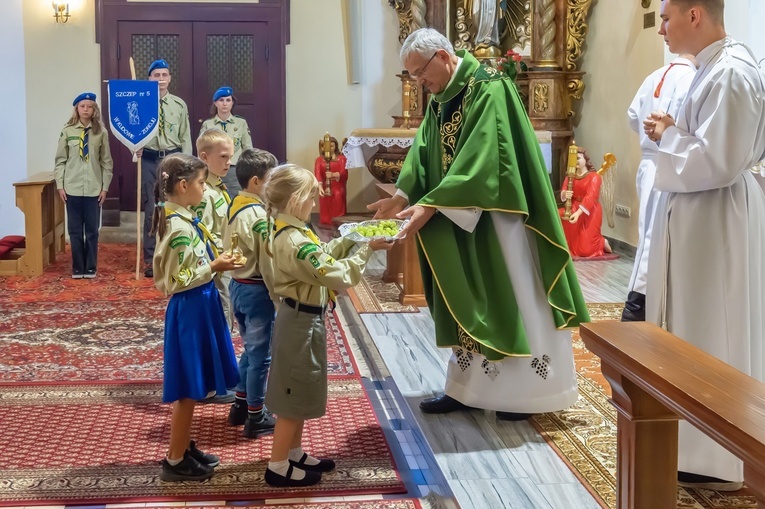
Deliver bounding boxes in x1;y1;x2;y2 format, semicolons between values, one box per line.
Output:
129;57;141;280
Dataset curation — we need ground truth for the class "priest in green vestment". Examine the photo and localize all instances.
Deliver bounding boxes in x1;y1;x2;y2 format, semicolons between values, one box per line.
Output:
370;28;589;420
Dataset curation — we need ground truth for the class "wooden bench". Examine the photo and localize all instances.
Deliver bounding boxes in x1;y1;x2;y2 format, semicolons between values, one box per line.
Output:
580;321;765;509
0;172;65;276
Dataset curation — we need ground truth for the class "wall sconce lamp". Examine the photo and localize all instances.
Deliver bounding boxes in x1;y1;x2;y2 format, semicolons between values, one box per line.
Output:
641;0;652;7
52;2;71;23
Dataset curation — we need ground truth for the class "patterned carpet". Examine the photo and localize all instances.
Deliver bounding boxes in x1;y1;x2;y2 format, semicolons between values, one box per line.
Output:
347;274;419;314
143;503;420;509
0;301;355;383
0;379;405;505
531;303;756;509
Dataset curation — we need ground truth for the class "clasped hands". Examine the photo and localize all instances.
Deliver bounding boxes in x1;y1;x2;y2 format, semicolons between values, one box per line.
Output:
643;110;676;143
366;195;436;241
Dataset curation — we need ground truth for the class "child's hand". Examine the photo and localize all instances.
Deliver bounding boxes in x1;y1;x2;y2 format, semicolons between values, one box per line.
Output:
210;252;244;272
368;238;395;251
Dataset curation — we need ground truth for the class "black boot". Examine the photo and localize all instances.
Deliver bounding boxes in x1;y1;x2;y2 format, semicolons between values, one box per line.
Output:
621;291;646;322
419;394;476;414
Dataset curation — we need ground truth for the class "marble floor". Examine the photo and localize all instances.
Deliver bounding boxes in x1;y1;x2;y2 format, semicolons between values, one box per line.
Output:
344;250;634;509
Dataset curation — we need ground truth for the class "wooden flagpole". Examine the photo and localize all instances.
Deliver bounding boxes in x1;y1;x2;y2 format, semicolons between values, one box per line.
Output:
129;57;142;280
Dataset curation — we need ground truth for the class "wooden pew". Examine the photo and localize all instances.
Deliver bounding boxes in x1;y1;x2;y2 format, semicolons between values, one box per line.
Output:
0;172;65;276
374;182;426;306
580;321;765;509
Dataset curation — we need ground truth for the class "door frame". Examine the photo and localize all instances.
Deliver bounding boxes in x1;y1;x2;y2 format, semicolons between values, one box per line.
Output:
97;0;289;223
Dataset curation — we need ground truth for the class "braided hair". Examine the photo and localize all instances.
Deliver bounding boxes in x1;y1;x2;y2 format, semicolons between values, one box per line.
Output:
150;154;208;240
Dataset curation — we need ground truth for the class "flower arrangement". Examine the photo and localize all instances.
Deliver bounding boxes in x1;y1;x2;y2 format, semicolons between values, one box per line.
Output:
497;49;526;82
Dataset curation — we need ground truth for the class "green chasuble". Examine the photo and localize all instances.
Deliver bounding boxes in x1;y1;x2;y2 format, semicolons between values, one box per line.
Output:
396;51;590;361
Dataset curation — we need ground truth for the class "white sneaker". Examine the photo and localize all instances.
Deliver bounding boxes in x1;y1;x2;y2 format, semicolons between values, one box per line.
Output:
72;274;84;279
84;272;97;279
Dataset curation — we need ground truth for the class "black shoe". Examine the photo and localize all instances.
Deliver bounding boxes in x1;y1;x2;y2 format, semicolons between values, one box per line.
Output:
144;265;153;278
289;452;335;473
187;440;219;467
264;465;322;487
160;451;214;482
496;411;533;421
621;291;646;322
199;390;236;404
677;471;743;491
84;270;97;279
243;411;276;438
419;394;476;414
228;399;248;426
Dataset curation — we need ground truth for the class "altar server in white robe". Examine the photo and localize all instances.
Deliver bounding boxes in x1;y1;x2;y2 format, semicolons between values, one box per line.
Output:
646;0;765;491
621;55;695;322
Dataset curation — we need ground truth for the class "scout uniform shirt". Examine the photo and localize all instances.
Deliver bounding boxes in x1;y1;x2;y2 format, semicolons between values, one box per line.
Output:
199;115;253;165
54;122;114;197
193;173;231;250
223;190;274;286
144;92;192;154
270;213;373;307
153;202;218;295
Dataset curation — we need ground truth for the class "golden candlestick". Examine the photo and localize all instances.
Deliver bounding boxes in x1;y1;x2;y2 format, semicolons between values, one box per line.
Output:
321;132;332;195
563;142;579;220
402;79;412;129
228;233;247;265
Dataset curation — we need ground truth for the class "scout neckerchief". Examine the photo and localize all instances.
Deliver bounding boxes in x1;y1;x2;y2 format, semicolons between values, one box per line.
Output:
165;208;219;261
227;194;264;224
79;125;91;162
217;116;234;133
273;219;336;304
213;176;232;205
158;98;166;136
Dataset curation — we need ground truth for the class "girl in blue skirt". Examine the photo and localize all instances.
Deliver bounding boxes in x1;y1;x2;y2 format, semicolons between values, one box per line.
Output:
150;153;242;482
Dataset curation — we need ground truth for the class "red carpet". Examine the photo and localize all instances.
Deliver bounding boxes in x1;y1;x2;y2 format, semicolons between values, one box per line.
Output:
146;503;420;509
0;379;406;505
0;244;356;383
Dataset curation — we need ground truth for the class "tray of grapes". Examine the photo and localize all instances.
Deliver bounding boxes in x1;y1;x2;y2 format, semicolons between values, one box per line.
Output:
337;219;406;243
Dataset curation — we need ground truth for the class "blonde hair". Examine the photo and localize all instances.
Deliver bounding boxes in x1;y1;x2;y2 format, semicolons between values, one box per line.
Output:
196;128;233;155
262;163;318;256
66;101;104;135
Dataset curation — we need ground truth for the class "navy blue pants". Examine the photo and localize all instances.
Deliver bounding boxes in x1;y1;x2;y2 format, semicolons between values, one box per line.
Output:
65;194;100;275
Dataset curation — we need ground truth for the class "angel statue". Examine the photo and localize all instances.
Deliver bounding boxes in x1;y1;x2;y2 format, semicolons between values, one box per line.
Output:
558;145;617;258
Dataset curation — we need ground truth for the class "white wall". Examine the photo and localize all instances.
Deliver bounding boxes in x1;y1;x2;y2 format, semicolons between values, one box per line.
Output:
0;0;28;237
23;0;101;185
576;2;664;246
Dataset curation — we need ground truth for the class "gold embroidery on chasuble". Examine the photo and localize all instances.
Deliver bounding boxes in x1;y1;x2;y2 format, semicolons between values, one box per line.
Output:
457;323;480;353
438;105;463;176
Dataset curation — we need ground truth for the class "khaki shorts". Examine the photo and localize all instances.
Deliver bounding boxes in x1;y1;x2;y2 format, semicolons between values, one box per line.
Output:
264;301;327;420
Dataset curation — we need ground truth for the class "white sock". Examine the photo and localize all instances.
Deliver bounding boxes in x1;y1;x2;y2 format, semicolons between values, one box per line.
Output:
166;456;183;466
289;447;319;466
269;459;305;480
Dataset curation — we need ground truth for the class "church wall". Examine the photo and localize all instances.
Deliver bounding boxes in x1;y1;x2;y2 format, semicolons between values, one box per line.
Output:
0;0;28;237
17;0;400;216
575;2;664;247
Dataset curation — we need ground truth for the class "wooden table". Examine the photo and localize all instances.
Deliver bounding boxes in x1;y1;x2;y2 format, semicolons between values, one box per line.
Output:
3;172;66;276
375;183;426;307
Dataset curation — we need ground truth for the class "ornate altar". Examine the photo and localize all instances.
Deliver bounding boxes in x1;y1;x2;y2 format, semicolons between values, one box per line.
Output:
388;0;595;191
343;128;417;184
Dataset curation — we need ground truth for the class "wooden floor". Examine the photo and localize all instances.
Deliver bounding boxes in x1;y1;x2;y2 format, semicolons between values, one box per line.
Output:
351;251;634;509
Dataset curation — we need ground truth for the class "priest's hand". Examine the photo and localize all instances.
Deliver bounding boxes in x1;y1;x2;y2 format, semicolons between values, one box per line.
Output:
652;113;675;141
368;195;408;219
396;205;436;239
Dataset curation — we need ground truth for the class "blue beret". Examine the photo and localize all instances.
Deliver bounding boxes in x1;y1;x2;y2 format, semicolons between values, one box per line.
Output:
73;92;96;106
213;86;233;102
147;59;169;76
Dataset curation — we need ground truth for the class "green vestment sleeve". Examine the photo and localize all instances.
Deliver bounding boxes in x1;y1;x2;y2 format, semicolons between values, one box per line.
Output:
396;51;589;360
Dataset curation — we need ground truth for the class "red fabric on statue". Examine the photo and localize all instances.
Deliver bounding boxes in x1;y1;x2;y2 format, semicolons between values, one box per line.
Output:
314;155;348;225
559;172;606;258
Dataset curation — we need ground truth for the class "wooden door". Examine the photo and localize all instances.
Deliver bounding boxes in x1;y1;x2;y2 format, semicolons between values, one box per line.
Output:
114;22;194;211
100;1;288;220
191;23;270;150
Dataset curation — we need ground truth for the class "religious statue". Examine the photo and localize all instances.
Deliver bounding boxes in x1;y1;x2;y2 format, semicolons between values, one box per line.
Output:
558;144;616;258
314;133;348;226
468;0;501;50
